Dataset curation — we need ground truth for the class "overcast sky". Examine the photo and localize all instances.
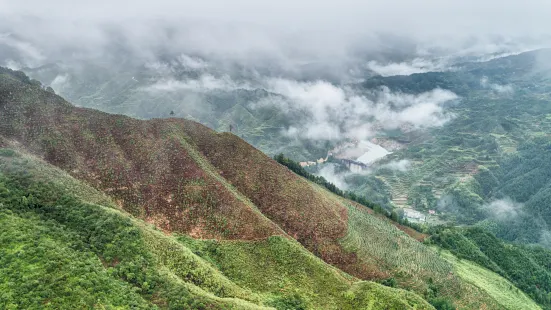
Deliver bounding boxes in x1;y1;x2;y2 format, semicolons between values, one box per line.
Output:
1;0;549;74
2;0;549;36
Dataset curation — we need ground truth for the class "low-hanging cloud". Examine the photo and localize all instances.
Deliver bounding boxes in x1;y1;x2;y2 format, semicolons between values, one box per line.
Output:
178;54;209;70
367;58;451;76
480;198;551;247
480;77;514;95
143;75;253;93
0;33;45;68
317;164;349;190
50;74;70;93
1;1;550;81
262;79;458;141
379;159;412;172
483;198;522;220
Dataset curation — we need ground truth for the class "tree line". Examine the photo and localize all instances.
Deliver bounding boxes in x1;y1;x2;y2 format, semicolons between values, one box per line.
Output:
274;153;424;231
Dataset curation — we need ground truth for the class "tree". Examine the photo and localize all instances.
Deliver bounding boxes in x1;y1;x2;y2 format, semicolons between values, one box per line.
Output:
391;210;399;222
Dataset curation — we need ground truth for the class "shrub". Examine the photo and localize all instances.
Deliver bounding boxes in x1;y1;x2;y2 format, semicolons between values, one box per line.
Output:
429;297;456;310
266;294;307;310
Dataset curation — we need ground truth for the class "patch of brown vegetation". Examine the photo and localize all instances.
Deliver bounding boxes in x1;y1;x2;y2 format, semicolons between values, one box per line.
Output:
464;161;480;175
0;78;282;240
178;121;381;278
393;223;428;242
0;74;426;282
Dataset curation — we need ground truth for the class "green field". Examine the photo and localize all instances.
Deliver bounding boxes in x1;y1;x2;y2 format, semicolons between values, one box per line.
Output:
440;251;541;310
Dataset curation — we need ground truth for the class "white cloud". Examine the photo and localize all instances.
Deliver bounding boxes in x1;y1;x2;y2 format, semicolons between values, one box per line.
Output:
0;34;45;67
2;1;550;77
178;54;209;70
367;58;450;76
3;1;551;38
4;59;21;70
285;123;342;140
490;84;514;94
142;75;252;93
50;74;69;93
262;79;458;141
483;198;522;220
480;76;514;94
316;164;349;190
380;159;412;172
144;61;174;75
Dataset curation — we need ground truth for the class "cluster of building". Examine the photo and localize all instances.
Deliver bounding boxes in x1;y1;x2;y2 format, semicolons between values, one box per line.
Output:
403;208;437;223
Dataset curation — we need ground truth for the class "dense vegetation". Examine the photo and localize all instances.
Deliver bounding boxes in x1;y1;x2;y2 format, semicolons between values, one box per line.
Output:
430;226;551;309
477;137;551;244
0;154;238;309
340;49;551;248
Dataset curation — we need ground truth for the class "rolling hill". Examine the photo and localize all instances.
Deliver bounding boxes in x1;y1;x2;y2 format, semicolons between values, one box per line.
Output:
0;67;539;309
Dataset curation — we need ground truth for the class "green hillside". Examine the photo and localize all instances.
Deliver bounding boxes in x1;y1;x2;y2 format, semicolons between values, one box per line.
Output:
0;66;543;309
440;251;541;310
430;227;551;308
346;50;551;230
0;148;432;309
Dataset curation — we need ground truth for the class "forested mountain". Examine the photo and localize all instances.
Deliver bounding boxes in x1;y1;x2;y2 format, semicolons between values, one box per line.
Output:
340;50;551;243
1;67;545;309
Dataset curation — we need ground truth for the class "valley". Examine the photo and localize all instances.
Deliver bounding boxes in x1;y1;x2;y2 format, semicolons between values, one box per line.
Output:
2;7;551;308
1;64;544;309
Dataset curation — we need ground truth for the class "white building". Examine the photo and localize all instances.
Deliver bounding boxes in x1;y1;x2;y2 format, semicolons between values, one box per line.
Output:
403;208;427;222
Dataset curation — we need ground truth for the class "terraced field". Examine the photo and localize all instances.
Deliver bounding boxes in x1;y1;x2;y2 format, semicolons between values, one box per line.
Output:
341;204;453;285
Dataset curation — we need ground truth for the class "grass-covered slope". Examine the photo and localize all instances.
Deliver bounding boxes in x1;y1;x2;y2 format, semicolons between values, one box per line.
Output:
440;251;541;310
177;122;507;308
0;150;269;309
431;227;551;309
180;124;350;265
0;146;432;309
